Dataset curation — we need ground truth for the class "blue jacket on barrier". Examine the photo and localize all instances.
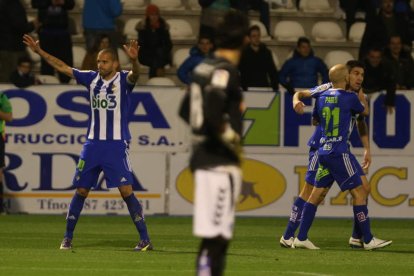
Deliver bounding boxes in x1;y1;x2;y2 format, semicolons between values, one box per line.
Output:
279;50;329;91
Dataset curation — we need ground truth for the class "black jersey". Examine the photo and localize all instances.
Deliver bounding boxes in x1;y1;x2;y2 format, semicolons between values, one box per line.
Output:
179;56;243;171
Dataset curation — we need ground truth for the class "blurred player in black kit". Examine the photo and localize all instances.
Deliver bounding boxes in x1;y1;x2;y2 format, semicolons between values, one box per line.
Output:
179;10;249;276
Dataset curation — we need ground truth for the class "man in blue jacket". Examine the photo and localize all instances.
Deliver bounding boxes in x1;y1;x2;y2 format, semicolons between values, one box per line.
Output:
177;35;214;85
82;0;122;51
279;37;329;94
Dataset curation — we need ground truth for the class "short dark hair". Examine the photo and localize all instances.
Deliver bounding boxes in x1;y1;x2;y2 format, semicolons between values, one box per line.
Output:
346;60;365;71
198;34;213;43
297;36;310;47
248;25;261;36
368;47;383;54
17;56;32;66
91;33;111;52
215;10;249;49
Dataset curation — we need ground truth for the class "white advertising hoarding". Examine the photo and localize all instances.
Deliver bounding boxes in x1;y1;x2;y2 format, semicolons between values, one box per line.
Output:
2;84;189;153
169;153;414;218
0;84;412;216
4;151;166;215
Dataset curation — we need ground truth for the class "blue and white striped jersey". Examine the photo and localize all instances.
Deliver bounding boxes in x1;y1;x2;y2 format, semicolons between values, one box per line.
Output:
73;69;135;141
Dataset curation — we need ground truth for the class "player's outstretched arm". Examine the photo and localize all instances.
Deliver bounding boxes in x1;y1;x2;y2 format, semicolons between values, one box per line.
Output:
123;39;140;84
292;90;311;114
23;34;74;78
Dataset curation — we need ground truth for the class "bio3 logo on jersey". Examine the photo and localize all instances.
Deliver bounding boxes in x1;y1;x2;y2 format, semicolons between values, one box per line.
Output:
92;94;117;110
175;158;286;211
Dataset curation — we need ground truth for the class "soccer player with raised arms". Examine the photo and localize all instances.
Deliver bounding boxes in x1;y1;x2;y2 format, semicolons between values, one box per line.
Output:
23;34;152;251
292;64;392;250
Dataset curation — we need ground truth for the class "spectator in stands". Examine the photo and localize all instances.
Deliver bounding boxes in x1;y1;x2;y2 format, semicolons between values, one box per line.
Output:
32;0;75;84
278;37;329;94
9;56;40;88
0;0;38;83
339;0;377;37
82;0;122;52
81;34;120;71
362;47;396;114
393;0;414;41
383;35;414;89
136;4;172;78
198;0;233;41
359;0;411;60
232;0;271;35
177;35;213;85
238;25;279;91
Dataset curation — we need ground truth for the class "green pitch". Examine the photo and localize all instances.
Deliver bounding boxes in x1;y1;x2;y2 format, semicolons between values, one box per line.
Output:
0;215;413;275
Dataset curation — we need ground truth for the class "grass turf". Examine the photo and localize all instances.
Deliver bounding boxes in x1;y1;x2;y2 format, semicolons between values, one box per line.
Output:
0;215;413;275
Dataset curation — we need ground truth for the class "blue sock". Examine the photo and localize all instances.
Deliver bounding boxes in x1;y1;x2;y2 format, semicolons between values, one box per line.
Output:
283;197;306;239
123;194;150;241
352;214;362;239
352;198;368;239
353;205;373;244
297;202;317;241
64;193;86;239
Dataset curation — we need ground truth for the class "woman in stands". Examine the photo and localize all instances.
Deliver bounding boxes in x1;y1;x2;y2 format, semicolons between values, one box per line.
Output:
135;4;172;79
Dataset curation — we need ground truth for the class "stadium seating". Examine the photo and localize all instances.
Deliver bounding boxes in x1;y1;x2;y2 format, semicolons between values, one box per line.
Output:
173;48;191;68
271;50;280;69
68;16;82;39
72;46;87;68
123;18;141;40
311;21;345;42
150;0;185;10
273;21;305;41
26;47;40;68
22;0;32;8
22;0;362;81
37;75;60;84
250;19;271;41
26;16;37;35
75;0;84;9
122;0;146;10
299;0;333;12
166;19;195;40
117;48;131;69
348;22;366;43
146;77;176;86
187;0;201;10
268;0;295;10
324;50;355;69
